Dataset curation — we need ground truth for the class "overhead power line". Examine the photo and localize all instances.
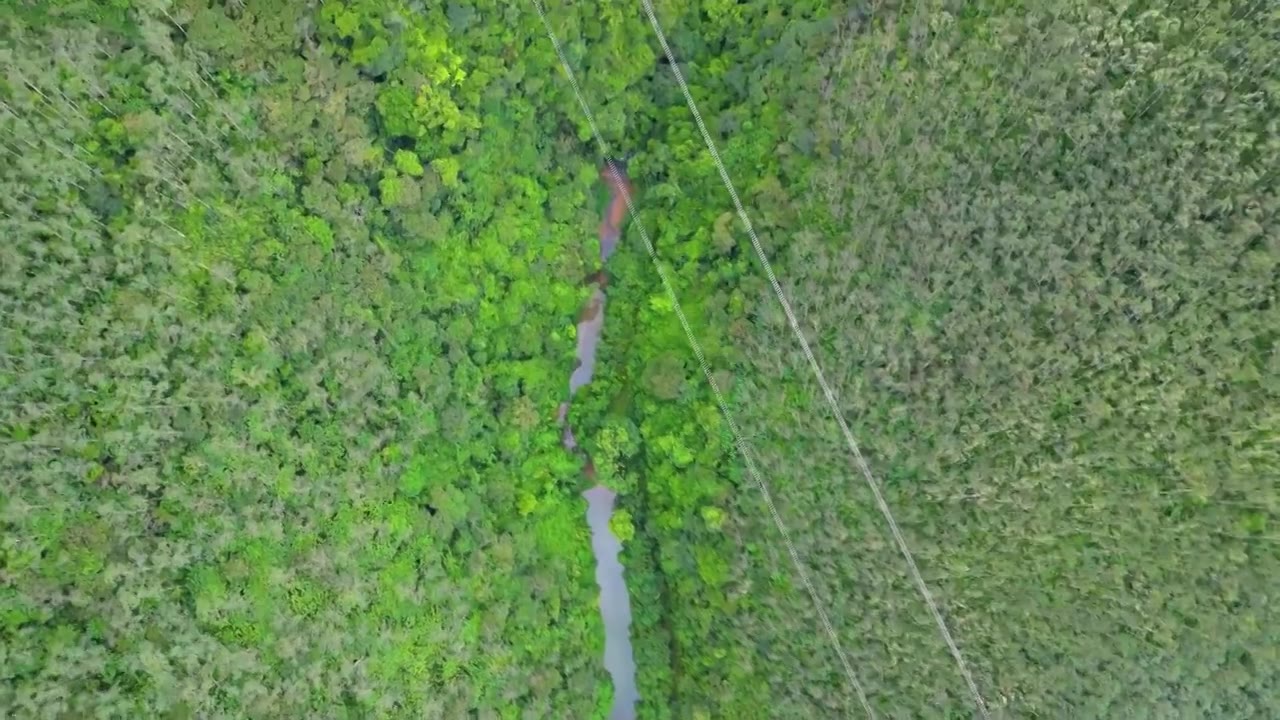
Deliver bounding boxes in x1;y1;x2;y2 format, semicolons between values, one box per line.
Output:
637;1;993;717
528;1;878;717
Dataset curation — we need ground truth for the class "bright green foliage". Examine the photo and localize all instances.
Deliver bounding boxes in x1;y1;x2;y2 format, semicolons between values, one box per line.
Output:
0;2;612;717
2;1;1277;719
610;510;637;545
393;149;425;177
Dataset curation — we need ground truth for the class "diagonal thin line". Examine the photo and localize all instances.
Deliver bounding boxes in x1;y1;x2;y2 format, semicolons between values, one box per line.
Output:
527;1;876;717
1128;0;1270;122
637;2;992;718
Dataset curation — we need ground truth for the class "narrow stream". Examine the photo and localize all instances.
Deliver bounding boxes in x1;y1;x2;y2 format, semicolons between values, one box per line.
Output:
558;160;639;719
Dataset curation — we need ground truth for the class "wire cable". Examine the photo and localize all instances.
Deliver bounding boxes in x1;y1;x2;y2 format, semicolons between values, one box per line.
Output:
528;1;877;716
637;1;992;717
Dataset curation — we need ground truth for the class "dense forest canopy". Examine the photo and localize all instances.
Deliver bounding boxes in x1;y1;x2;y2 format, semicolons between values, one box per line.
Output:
2;0;1277;718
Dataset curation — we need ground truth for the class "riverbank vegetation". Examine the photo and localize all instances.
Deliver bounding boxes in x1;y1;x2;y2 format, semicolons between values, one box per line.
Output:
3;1;1276;718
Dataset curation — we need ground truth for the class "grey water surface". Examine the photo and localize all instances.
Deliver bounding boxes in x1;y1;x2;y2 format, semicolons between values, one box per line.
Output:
583;484;638;719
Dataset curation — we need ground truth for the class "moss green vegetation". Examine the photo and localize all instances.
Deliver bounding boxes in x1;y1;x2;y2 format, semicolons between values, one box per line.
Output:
2;1;1277;718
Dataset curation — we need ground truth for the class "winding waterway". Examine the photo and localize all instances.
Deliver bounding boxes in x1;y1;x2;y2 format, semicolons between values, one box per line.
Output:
557;160;639;719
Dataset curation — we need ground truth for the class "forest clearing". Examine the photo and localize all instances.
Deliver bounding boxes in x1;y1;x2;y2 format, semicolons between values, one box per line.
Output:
2;1;1277;718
